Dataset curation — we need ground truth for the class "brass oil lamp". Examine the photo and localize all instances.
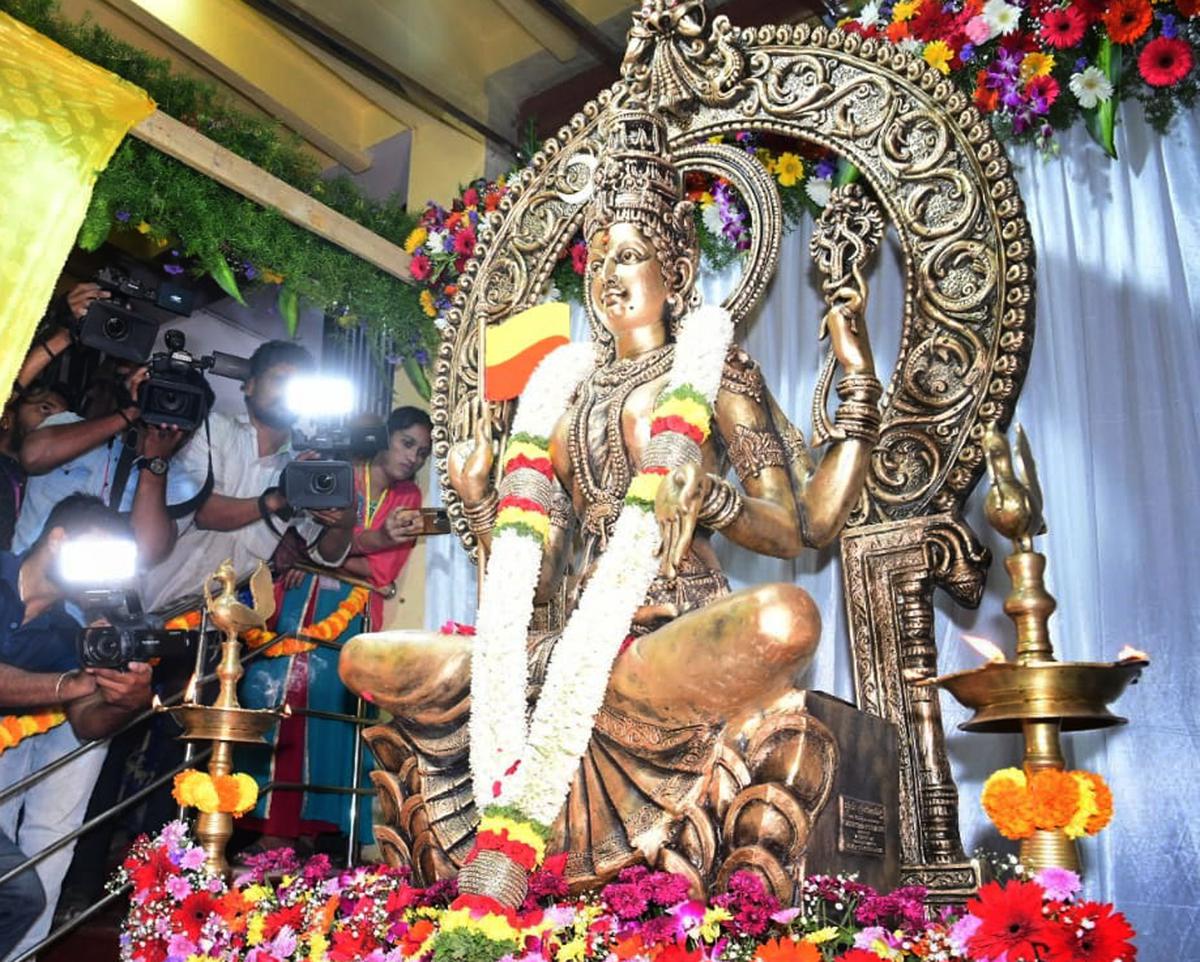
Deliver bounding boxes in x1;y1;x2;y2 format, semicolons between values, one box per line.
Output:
924;426;1146;874
157;562;285;876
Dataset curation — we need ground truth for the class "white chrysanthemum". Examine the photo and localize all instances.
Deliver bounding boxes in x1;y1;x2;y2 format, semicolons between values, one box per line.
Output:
538;280;562;305
1069;67;1113;109
983;0;1021;35
857;0;882;27
425;229;447;253
897;37;923;55
701;202;725;237
806;176;833;208
433;315;449;331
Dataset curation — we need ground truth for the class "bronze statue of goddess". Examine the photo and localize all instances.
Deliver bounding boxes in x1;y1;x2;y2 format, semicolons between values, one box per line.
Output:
339;107;884;891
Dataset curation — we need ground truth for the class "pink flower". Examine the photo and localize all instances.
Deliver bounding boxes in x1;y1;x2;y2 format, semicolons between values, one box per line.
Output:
1034;867;1081;901
453;226;477;257
462;187;480;208
179;847;206;871
410;253;432;281
965;15;992;43
166;876;193;901
571;240;588;275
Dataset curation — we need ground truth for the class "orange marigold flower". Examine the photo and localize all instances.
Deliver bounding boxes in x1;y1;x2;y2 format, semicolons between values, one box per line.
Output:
887;20;912;42
1103;0;1153;43
754;937;820;962
213;774;242;813
1029;768;1081;831
1082;771;1114;835
982;768;1034;839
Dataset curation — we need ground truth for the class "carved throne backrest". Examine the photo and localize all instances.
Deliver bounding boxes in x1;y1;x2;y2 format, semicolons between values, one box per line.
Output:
429;1;1035;901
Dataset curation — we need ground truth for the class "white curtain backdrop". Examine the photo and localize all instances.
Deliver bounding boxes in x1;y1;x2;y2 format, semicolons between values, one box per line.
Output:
424;106;1200;958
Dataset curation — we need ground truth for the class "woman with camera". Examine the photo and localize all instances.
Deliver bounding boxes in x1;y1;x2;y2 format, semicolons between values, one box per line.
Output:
237;406;432;857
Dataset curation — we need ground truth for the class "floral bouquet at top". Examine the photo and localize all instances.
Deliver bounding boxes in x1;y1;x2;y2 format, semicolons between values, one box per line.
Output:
843;0;1198;155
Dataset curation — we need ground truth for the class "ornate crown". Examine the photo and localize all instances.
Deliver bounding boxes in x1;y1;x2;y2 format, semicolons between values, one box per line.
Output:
582;107;695;267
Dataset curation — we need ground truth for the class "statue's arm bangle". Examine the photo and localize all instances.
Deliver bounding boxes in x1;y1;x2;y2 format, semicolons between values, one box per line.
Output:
462;489;499;535
833;373;883;444
698;476;744;531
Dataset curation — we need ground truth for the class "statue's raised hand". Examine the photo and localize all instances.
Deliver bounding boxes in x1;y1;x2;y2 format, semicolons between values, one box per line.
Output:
822;287;876;376
654;461;707;579
448;404;495;505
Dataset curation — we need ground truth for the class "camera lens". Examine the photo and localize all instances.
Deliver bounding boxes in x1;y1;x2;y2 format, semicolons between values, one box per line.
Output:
311;472;336;495
156;390;184;414
103;316;129;340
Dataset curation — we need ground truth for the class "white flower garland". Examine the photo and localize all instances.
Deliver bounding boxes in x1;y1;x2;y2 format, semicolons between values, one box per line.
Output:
469;343;596;806
470;306;735;825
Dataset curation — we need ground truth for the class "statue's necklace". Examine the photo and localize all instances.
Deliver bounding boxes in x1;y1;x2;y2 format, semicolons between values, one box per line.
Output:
568;344;673;539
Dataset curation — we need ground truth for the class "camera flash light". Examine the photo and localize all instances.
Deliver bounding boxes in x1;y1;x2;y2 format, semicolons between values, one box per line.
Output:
286;375;355;418
58;536;138;585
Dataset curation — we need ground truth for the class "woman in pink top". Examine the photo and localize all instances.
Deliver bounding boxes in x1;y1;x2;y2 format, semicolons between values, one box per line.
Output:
239;407;432;850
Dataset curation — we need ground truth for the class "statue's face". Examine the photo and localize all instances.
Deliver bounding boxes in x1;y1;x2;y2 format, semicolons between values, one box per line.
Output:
587;221;670;339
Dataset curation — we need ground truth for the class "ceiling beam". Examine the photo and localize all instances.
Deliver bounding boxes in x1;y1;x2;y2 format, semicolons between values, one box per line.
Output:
494;0;579;62
526;0;622;71
103;0;374;173
242;0;521;158
131;110;412;281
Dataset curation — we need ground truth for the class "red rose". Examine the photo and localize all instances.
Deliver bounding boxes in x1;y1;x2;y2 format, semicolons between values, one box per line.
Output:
1138;35;1193;86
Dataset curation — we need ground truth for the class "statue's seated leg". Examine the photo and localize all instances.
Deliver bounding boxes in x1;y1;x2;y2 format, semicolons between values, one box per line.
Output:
339;631;475;882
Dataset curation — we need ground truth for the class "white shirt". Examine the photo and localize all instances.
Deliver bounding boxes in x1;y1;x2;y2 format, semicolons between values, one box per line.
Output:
142;411;345;613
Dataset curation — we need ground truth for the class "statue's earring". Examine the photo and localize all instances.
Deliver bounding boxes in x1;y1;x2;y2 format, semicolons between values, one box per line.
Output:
666;292;684;319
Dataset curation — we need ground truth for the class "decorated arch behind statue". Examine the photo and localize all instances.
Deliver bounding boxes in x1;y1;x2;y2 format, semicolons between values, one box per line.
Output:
366;1;1036;905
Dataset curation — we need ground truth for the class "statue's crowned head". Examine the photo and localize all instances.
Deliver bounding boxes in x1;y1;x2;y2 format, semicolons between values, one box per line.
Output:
583;106;698;339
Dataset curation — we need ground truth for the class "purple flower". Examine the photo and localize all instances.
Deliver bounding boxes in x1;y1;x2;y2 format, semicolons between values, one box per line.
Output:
855;884;930;936
1034;867;1081;901
179;846;207;871
815;158;837;180
417;877;458;907
1075;56;1089;72
242;262;258;280
164;263;185;276
960;42;975;61
604;882;650;920
115;210;131;222
414;349;429;366
948;913;983;954
1158;12;1177;37
237;846;299;883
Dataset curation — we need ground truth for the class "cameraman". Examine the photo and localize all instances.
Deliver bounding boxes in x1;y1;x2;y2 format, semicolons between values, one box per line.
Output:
143;341;353;614
0;494;152;956
11;363;195;568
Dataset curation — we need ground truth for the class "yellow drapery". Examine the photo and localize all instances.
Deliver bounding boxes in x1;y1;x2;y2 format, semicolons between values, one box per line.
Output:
0;12;154;398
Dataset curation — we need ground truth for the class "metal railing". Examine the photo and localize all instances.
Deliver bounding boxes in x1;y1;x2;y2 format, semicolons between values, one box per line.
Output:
3;601;380;961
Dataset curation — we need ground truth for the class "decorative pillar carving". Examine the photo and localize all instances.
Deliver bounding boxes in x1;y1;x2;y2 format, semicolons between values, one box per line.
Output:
841;513;990;902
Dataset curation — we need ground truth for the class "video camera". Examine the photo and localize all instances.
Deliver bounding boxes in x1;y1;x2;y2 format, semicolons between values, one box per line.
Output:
279;376;387;511
58;536;211;670
77;265;193;365
138;329;249;432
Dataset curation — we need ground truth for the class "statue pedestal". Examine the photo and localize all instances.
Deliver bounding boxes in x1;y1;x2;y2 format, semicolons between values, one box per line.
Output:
796;691;901;892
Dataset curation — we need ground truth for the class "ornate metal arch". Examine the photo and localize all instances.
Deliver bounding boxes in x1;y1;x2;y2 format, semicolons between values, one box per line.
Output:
429;3;1035;900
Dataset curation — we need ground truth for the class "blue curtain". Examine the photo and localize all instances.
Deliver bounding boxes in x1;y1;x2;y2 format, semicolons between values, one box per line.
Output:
424;106;1200;957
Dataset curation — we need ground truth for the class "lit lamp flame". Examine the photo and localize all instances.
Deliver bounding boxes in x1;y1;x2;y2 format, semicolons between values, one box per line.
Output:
1116;645;1149;662
962;633;1007;663
183;674;199;705
150;694;163;711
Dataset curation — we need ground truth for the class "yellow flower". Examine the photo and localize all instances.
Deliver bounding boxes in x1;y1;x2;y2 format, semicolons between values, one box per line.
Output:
699;191;715;205
893;0;921;21
626;471;666;505
923;40;953;75
242;884;272;905
309;930;328;962
699;907;732;943
707;135;724;144
186;956;221;962
405;226;428;254
1063;771;1099;839
775;152;804;188
755;147;776;174
1020;52;1055;81
419;289;438;318
805;927;840;945
135;220;152;234
558;937;587;962
247;913;266;946
260;269;285;285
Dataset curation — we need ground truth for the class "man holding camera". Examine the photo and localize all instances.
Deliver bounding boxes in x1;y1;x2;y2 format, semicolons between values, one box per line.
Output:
0;494;152;957
143;341;354;614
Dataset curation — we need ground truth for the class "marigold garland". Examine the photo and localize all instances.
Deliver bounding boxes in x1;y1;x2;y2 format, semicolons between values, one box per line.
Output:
165;585;370;658
982;766;1115;839
0;711;67;756
172;768;259;816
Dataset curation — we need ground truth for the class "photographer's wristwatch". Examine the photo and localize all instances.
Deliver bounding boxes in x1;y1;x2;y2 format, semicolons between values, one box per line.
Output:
138;456;169;477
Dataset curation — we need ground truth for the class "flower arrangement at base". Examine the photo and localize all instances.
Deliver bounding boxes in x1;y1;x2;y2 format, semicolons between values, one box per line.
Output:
0;710;66;756
982;766;1114;839
172;769;259;816
115;820;1138;962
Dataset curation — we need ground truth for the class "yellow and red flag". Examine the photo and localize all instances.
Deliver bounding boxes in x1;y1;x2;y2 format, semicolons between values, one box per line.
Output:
483;302;571;401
